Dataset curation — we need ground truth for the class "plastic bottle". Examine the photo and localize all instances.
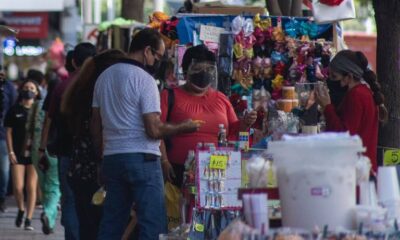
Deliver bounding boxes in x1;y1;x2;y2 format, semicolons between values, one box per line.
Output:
218;124;228;147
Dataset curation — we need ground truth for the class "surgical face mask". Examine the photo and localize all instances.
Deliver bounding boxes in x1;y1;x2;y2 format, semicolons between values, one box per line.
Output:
144;48;162;75
20;90;36;100
188;71;215;88
187;61;217;89
145;58;161;75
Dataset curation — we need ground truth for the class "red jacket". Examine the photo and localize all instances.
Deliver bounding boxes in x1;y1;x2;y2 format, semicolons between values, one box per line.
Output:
324;84;379;172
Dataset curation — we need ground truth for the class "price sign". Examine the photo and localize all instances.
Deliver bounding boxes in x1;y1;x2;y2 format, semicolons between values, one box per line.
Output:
383;150;400;166
209;155;228;170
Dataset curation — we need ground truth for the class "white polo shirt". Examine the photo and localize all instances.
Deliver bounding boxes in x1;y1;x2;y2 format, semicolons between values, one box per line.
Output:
92;61;161;156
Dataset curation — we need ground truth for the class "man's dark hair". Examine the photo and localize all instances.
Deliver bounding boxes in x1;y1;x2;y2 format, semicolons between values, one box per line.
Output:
65;50;75;73
72;42;96;68
128;28;163;54
181;44;216;74
26;69;44;85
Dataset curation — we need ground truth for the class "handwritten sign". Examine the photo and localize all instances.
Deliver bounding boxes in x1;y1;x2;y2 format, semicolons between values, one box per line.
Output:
384;150;400;166
209;155;228;170
199;25;225;43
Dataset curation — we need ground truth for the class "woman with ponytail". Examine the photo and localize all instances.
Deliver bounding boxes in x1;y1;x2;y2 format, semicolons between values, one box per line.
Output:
315;50;388;173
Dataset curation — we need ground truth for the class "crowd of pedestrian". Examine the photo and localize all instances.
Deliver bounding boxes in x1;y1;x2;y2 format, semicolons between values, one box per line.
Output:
0;27;245;239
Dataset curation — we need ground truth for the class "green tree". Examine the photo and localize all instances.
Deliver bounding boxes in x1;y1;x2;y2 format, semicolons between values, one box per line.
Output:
121;0;145;21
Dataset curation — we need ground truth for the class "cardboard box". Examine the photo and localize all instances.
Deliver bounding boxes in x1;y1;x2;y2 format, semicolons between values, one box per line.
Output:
193;2;266;15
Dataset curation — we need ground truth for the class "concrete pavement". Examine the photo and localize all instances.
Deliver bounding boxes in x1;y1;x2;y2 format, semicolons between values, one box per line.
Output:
0;197;64;240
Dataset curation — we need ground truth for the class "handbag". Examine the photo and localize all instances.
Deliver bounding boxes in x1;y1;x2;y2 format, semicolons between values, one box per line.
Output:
312;0;356;24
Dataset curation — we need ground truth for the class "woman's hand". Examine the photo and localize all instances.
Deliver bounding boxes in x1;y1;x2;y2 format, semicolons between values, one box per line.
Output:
9;152;17;165
244;110;258;127
315;85;332;109
162;160;176;183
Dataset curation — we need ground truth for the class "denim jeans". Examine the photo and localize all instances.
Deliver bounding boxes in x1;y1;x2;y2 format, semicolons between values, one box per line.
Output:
98;153;167;240
0;140;9;199
58;155;80;240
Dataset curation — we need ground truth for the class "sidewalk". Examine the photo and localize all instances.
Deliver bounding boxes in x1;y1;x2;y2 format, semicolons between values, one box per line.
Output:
0;197;64;240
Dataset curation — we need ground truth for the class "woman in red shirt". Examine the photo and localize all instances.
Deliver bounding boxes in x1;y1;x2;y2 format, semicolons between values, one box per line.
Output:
316;50;388;173
160;45;257;187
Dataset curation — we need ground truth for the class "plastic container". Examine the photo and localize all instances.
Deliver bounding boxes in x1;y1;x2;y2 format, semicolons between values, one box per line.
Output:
269;133;365;230
377;166;400;203
282;86;296;99
277;99;293;113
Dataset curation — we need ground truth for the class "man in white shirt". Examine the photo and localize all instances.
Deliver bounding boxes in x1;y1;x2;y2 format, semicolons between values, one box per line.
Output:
91;28;201;240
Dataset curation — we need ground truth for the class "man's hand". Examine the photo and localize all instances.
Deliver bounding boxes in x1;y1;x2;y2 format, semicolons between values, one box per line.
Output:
162;160;176;182
143;113;203;139
179;119;203;134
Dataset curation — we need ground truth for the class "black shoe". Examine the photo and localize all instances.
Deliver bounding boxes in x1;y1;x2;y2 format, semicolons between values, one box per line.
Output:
0;198;7;213
24;218;34;231
40;212;53;235
15;209;24;227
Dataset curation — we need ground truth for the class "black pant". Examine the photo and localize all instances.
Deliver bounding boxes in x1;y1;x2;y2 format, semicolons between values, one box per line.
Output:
68;178;103;240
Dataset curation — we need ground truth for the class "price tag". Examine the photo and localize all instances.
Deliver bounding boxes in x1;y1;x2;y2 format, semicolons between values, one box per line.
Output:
384;150;400;166
209;155;228;170
195;223;204;232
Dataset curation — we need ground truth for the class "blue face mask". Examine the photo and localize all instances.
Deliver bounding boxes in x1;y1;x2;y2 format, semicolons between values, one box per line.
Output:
20;90;36;100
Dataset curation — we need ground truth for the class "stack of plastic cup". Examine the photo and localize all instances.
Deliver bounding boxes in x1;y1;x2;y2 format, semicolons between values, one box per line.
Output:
377;166;400;203
377;166;400;221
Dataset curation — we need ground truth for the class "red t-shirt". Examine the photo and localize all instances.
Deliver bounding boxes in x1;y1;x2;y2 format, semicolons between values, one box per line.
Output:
161;87;240;164
324;84;379;172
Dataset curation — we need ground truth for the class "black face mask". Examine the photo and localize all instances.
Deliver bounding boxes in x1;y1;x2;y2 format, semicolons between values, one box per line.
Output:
20;90;36;100
189;71;214;88
326;79;348;107
145;59;161;75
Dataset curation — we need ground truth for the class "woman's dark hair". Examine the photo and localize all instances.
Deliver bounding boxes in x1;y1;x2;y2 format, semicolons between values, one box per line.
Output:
128;28;163;53
73;42;97;68
333;50;388;123
181;44;216;75
26;69;44;85
61;49;127;135
17;79;42;102
65;50;76;73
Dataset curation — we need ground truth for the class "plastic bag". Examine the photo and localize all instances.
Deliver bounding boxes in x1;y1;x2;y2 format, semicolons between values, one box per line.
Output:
165;182;182;230
92;186;106;206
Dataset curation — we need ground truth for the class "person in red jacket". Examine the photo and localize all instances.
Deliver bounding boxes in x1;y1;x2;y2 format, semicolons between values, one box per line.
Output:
315;50;388;173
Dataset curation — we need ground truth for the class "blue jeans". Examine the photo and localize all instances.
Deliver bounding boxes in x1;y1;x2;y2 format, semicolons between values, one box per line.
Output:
98;153;167;240
0;140;9;199
58;155;80;240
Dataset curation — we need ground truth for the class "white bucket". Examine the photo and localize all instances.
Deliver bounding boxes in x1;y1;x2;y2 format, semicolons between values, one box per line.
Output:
269;133;365;230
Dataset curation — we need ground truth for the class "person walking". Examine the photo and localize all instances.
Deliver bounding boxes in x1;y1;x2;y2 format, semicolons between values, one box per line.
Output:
62;49;127;239
0;71;17;212
92;28;201;239
5;79;42;230
39;43;96;240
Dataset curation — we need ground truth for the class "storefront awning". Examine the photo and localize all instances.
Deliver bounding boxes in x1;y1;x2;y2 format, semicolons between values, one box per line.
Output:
0;0;63;12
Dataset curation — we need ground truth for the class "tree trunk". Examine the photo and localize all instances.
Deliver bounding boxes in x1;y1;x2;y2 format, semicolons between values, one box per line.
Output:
373;0;400;150
121;0;145;22
266;0;283;16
